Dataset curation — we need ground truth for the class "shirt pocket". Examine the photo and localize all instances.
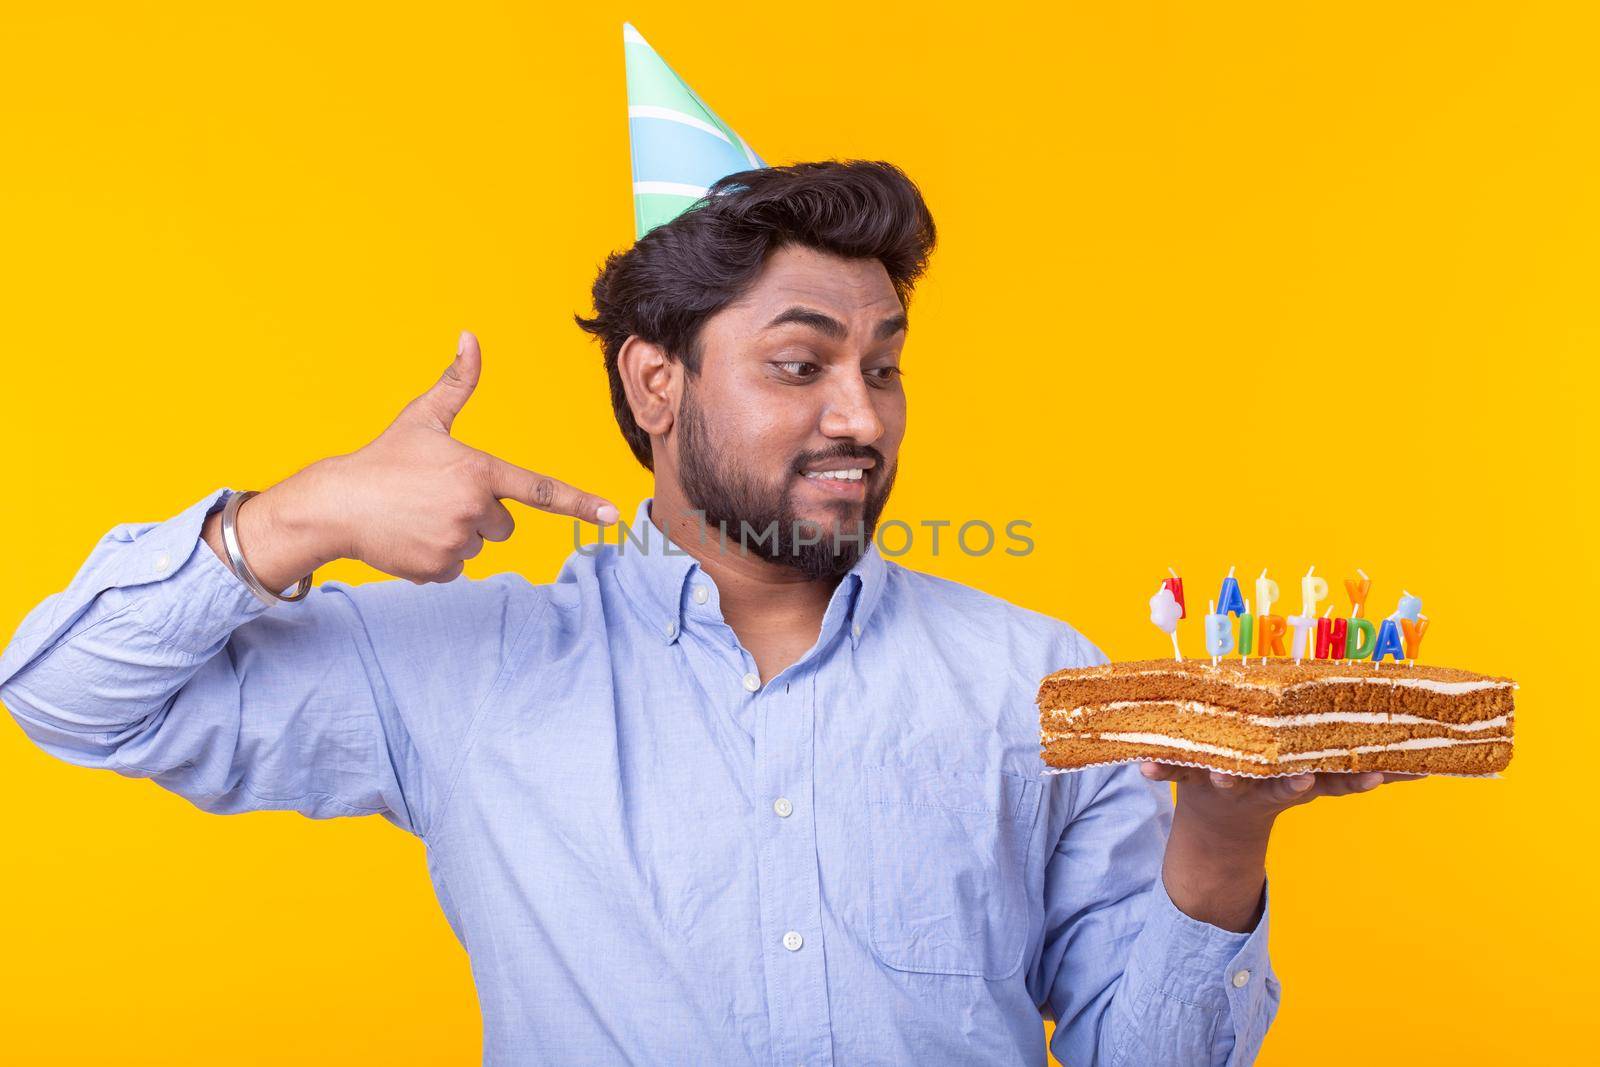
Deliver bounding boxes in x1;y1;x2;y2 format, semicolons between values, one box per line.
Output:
864;763;1043;980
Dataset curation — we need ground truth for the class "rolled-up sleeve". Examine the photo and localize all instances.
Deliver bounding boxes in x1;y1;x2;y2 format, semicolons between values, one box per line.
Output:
0;487;534;838
1040;763;1279;1066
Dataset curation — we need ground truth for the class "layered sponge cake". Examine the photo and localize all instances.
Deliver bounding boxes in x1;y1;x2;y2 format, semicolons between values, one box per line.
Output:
1038;659;1515;778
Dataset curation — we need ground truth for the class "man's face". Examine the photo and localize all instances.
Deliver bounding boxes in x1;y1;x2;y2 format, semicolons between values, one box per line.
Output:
672;244;908;579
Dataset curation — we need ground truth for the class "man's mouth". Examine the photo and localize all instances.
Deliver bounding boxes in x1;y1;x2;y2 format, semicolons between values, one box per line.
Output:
796;459;873;499
800;468;866;483
799;455;876;481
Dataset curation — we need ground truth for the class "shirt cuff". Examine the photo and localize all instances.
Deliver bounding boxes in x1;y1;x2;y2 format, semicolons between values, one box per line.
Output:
1122;878;1277;1059
106;487;275;656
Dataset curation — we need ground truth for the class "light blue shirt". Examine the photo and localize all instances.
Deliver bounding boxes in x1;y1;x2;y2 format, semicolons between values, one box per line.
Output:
0;489;1277;1065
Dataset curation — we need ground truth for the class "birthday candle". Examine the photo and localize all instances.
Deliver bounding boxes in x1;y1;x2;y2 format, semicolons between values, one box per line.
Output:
1204;599;1235;663
1400;615;1430;661
1345;569;1372;618
1301;566;1329;617
1217;566;1247;617
1315;613;1349;659
1149;583;1183;662
1372;618;1406;663
1255;569;1280;617
1238;599;1255;661
1384;591;1424;665
1287;614;1317;663
1345;617;1377;659
1256;614;1288;657
1162;568;1186;619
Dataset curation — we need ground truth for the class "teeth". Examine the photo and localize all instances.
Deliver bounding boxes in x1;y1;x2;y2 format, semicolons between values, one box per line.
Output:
803;468;864;481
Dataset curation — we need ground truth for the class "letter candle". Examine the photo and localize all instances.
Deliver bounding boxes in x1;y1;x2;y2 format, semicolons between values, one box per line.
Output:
1238;599;1254;663
1257;614;1288;657
1254;569;1282;658
1315;607;1348;660
1204;599;1236;666
1371;618;1407;664
1301;566;1329;617
1163;567;1186;619
1255;569;1279;617
1345;569;1372;618
1400;615;1430;665
1345;616;1377;660
1287;612;1317;664
1217;566;1246;617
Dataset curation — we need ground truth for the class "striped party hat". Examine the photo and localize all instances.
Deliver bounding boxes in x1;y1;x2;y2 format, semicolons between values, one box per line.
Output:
624;22;765;240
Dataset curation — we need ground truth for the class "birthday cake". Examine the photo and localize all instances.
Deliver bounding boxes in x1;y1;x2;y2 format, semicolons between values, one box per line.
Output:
1037;658;1515;778
1039;567;1517;778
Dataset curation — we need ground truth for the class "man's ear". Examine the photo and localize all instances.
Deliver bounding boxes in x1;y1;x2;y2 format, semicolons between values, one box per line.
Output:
617;335;679;437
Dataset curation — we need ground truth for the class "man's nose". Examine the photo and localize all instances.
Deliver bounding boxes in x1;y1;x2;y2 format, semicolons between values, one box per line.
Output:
818;371;885;445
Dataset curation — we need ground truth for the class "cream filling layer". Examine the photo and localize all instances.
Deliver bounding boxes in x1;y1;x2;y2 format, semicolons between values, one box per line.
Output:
1041;731;1510;765
1046;701;1510;732
1285;675;1513;695
1058;667;1514;695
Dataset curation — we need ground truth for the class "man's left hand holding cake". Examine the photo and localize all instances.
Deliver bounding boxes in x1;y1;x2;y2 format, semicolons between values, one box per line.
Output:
1135;740;1416;931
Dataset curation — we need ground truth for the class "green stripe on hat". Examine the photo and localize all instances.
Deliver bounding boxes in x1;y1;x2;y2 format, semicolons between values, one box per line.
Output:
623;41;706;114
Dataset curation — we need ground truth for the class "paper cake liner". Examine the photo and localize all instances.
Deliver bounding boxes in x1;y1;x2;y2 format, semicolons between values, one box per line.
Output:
1039;755;1500;780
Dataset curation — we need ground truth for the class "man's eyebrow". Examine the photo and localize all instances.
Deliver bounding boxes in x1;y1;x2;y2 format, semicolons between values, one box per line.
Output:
874;312;909;341
762;305;910;342
763;306;847;340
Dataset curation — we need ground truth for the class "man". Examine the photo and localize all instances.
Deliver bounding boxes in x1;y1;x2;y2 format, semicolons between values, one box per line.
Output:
1;28;1422;1064
1;155;1419;1064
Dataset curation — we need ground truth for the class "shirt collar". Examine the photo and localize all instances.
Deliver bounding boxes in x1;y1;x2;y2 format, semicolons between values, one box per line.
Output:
612;497;888;649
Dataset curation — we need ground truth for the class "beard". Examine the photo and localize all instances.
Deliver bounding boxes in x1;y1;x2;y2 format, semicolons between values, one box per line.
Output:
676;382;897;581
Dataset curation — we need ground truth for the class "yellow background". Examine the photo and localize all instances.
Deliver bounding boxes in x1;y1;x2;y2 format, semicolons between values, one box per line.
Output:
2;2;1592;1062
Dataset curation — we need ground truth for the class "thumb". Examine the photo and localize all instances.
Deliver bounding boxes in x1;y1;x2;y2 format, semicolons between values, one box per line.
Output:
406;330;482;432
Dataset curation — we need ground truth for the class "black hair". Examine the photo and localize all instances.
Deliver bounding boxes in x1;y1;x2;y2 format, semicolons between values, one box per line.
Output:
574;159;936;469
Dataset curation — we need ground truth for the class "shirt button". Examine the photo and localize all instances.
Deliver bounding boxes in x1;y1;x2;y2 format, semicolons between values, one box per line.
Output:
154;551;171;572
692;583;710;605
773;797;793;818
782;930;803;952
1231;969;1251;988
851;622;861;639
664;620;678;639
742;672;760;692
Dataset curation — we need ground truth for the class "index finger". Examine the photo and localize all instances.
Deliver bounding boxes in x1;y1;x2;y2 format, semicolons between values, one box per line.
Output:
477;452;620;526
1139;761;1192;784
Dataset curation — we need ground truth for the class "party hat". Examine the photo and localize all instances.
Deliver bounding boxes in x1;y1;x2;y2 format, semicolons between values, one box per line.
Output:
624;22;765;239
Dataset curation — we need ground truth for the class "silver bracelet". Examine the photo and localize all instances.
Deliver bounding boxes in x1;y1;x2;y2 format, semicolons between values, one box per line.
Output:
220;489;313;607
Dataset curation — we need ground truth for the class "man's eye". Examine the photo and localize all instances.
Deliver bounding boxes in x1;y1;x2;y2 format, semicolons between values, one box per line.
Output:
775;361;820;378
865;366;902;383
